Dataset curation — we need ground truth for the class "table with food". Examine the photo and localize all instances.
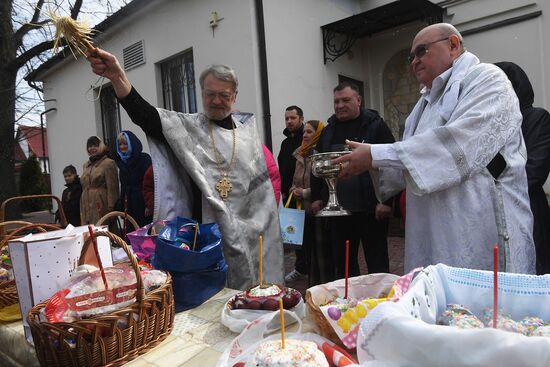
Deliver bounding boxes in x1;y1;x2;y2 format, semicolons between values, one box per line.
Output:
1;215;550;367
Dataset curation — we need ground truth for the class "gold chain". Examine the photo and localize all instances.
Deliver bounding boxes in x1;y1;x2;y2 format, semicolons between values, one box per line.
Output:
207;120;236;200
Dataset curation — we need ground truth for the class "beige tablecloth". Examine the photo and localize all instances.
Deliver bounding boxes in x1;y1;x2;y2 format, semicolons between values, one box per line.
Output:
0;288;242;367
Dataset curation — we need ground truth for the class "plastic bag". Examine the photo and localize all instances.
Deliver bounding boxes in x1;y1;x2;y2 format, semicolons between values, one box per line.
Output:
127;221;167;262
45;263;166;322
153;217;227;311
221;294;306;333
216;308;357;367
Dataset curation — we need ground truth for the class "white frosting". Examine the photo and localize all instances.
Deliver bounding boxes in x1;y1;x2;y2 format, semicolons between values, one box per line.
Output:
248;284;282;297
248;339;328;367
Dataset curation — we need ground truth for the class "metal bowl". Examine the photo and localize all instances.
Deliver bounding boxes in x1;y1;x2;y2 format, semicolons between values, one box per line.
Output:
310;151;350;178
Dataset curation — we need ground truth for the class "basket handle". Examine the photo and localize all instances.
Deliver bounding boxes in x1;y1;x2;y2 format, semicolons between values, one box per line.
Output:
80;231;145;303
0;195;67;236
96;211;140;232
0;221;33;241
0;223;61;251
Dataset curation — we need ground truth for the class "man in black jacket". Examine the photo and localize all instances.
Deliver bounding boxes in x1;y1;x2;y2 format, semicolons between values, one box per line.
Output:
311;82;395;279
278;105;306;281
278;105;304;204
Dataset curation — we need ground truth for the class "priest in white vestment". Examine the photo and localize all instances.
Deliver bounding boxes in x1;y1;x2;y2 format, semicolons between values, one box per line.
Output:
334;23;535;274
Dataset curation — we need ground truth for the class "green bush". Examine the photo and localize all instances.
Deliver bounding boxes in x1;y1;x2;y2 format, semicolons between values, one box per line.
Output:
19;155;50;212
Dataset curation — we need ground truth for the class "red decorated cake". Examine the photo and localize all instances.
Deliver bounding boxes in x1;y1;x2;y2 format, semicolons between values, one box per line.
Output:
228;283;302;311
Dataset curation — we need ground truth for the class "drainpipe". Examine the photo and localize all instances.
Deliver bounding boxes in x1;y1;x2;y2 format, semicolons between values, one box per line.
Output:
254;0;273;151
40;107;57;173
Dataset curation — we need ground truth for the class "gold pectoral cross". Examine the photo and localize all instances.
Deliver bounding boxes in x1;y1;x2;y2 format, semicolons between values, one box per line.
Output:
216;173;233;200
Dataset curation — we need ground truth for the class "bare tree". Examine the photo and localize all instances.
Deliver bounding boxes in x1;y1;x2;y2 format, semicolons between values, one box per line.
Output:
0;0;125;217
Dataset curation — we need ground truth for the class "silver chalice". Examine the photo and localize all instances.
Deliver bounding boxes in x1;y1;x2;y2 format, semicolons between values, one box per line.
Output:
310;151;351;216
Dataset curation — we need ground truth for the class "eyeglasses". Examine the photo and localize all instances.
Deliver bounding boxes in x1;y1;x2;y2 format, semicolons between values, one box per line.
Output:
203;90;235;101
407;37;449;64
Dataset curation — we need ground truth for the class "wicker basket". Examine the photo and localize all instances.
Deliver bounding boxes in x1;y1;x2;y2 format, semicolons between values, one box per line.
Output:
96;211;139;233
305;290;345;348
305;274;399;349
0;223;61;308
0;194;67;238
28;231;174;367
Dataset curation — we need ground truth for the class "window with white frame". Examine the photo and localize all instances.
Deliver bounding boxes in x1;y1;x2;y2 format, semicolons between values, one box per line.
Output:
160;49;197;113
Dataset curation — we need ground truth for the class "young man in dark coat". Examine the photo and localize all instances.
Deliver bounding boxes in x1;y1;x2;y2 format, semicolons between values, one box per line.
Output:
496;61;550;275
278;105;306;281
58;165;82;226
278;105;304;205
311;82;395;279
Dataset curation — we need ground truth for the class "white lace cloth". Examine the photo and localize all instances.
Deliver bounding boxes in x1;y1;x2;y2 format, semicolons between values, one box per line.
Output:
356;264;550;366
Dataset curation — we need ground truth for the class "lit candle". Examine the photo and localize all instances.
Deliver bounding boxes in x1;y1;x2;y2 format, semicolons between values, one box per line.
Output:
259;235;263;287
279;297;285;349
192;222;199;251
493;244;498;328
345;240;349;299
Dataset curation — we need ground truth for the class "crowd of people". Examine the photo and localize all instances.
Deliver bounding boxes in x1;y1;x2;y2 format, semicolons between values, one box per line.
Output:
54;22;550;292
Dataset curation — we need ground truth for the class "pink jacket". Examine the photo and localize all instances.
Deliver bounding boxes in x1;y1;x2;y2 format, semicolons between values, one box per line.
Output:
262;145;281;205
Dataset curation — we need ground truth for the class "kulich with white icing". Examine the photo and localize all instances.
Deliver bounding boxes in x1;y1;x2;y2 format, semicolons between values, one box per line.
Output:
248;339;328;367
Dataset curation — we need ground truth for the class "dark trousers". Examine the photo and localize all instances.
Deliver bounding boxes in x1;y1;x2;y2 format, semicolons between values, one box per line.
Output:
293;214;315;274
328;212;389;279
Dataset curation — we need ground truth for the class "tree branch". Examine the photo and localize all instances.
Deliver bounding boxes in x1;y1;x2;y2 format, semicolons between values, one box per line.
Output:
10;40;56;72
13;0;46;47
71;0;84;19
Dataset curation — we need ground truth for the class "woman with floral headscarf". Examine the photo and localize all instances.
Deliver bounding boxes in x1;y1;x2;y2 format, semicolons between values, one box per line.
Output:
285;120;325;285
115;131;152;226
80;136;119;225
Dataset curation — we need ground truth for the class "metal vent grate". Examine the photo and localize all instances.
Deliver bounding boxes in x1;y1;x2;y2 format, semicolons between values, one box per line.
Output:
123;40;145;71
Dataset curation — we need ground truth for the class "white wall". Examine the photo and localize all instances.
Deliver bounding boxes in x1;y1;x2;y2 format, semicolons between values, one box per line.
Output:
40;0;550;200
263;0;363;158
41;0;260;201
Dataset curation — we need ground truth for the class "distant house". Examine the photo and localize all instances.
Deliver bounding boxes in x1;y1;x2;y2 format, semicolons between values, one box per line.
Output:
26;0;550;200
15;125;50;174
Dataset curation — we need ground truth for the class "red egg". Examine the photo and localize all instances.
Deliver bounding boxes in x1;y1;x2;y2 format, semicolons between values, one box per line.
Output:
262;298;280;311
247;300;262;310
282;293;298;309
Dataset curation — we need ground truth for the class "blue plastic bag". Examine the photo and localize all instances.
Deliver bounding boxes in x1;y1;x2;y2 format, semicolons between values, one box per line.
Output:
153;217;227;311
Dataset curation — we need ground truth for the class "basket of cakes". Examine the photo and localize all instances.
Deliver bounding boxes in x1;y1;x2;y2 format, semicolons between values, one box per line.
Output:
356;263;550;366
27;230;174;367
306;272;406;349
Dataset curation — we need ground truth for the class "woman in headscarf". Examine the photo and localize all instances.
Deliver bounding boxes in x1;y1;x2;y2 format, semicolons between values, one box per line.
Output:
80;136;119;225
115;130;152;226
496;61;550;274
285;120;325;286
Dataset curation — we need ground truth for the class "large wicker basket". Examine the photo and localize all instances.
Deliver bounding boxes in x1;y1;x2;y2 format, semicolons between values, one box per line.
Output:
305;274;398;349
0;222;61;308
28;231;174;367
305;290;344;348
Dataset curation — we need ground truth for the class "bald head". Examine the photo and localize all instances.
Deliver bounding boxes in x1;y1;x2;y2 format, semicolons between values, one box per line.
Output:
413;23;463;47
409;23;465;88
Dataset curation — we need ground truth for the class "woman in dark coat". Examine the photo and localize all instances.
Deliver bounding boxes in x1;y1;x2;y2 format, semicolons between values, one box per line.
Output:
496;62;550;274
115;130;152;227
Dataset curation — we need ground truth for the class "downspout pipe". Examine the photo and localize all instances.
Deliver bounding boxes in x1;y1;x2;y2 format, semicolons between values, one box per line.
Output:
255;0;273;151
40;107;57;173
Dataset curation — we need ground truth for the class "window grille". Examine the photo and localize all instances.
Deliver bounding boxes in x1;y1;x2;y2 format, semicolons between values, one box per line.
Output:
160;49;197;113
